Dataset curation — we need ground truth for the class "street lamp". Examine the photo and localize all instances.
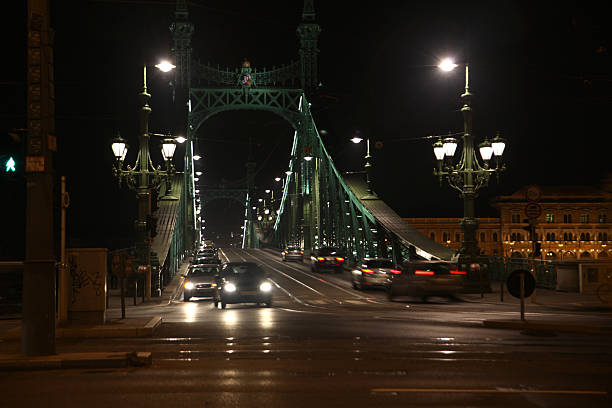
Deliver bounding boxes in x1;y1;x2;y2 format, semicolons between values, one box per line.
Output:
110;61;176;301
350;132;375;198
432;58;506;264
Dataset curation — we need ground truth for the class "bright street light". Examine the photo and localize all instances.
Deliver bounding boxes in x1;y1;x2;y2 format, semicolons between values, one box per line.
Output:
438;58;458;72
155;60;176;72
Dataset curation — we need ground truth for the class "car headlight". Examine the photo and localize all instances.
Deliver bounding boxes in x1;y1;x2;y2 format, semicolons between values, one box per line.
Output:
259;281;272;292
184;282;195;290
224;282;236;292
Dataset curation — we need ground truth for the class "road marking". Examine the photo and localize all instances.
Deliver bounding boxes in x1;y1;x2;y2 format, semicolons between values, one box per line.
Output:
371;388;607;395
252;249;383;303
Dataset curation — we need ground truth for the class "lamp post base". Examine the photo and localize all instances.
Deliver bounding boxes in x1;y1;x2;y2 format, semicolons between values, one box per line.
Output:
456;253;492;294
160;195;179;201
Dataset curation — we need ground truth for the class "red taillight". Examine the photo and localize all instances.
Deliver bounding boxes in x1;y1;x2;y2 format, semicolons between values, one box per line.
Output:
361;269;374;274
300;251;304;254
450;270;467;275
390;269;402;275
335;257;345;262
415;270;435;276
316;257;325;261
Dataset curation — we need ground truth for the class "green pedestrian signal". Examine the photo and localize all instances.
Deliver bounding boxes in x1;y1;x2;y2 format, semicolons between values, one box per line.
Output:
5;157;16;172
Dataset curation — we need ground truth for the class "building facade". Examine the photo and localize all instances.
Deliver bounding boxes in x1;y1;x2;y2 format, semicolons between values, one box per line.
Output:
404;185;611;261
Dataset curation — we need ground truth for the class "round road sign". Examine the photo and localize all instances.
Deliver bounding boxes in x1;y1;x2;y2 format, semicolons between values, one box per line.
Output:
524;202;542;219
506;269;536;299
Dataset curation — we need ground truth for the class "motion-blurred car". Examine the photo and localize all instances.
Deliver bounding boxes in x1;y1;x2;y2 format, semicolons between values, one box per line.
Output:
310;247;345;273
351;258;401;290
213;262;273;309
281;247;304;262
386;260;466;301
183;265;220;301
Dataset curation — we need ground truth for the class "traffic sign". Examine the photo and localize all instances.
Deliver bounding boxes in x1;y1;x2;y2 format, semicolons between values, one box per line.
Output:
507;269;536;299
525;185;542;202
524;202;542;219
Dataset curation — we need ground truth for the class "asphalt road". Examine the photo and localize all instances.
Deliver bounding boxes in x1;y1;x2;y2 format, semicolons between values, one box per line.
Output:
1;248;611;407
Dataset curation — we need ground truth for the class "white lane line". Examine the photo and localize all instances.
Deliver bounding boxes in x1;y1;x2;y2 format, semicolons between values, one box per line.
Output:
371;388;607;395
267;277;311;307
220;248;245;262
241;249;338;304
251;249;384;304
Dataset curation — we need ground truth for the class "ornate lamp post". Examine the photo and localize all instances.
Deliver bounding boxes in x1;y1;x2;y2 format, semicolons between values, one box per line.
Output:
110;61;178;300
432;58;506;268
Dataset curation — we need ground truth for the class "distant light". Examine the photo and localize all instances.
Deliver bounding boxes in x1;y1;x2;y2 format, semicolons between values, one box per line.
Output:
265;189;271;194
438;58;458;72
285;171;293;176
350;136;363;144
320;129;328;135
193;153;201;160
195;171;202;176
155;60;176;72
274;177;281;182
194;177;199;182
175;136;187;143
304;156;313;161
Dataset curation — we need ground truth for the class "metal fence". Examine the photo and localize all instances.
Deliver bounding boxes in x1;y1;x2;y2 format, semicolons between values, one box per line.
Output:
487;256;557;289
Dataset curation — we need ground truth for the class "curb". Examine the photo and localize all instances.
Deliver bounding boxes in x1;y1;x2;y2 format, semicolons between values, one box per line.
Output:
1;316;162;340
0;351;152;371
482;319;612;335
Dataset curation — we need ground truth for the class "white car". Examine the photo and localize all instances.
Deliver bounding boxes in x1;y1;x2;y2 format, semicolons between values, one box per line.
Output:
351;258;401;290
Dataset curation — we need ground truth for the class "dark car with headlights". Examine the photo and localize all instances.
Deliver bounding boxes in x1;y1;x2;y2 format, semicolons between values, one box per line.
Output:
310;247;345;273
183;265;220;301
213;262;273;309
386;260;466;301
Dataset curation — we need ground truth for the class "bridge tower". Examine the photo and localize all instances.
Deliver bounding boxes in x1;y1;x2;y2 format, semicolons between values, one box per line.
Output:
172;0;323;252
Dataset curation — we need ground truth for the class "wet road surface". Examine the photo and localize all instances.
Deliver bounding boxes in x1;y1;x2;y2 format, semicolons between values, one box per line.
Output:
1;248;611;407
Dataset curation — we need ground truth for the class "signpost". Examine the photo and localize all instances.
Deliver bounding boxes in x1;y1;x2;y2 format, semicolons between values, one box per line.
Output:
507;269;536;321
111;253;134;319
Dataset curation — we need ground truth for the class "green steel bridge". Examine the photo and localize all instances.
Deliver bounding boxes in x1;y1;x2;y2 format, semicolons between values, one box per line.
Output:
157;0;455;277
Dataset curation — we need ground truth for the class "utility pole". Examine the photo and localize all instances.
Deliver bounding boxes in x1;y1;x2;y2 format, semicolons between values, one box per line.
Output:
23;0;57;355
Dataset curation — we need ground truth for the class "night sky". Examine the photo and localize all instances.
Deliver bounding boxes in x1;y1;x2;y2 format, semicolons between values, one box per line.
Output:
1;1;610;257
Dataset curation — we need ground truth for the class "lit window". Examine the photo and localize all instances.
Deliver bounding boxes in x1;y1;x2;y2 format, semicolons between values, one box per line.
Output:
546;213;554;223
581;214;590;224
599;214;607;223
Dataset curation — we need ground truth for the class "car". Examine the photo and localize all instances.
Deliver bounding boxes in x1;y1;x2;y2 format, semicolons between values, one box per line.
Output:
351;258;401;290
310;247;345;273
192;255;221;266
281;247;304;262
213;262;273;309
183;265;221;301
386;260;466;301
197;248;217;258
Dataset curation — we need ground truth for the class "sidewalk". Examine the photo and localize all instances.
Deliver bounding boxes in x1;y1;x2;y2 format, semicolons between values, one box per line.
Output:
0;260;189;371
463;281;612;334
